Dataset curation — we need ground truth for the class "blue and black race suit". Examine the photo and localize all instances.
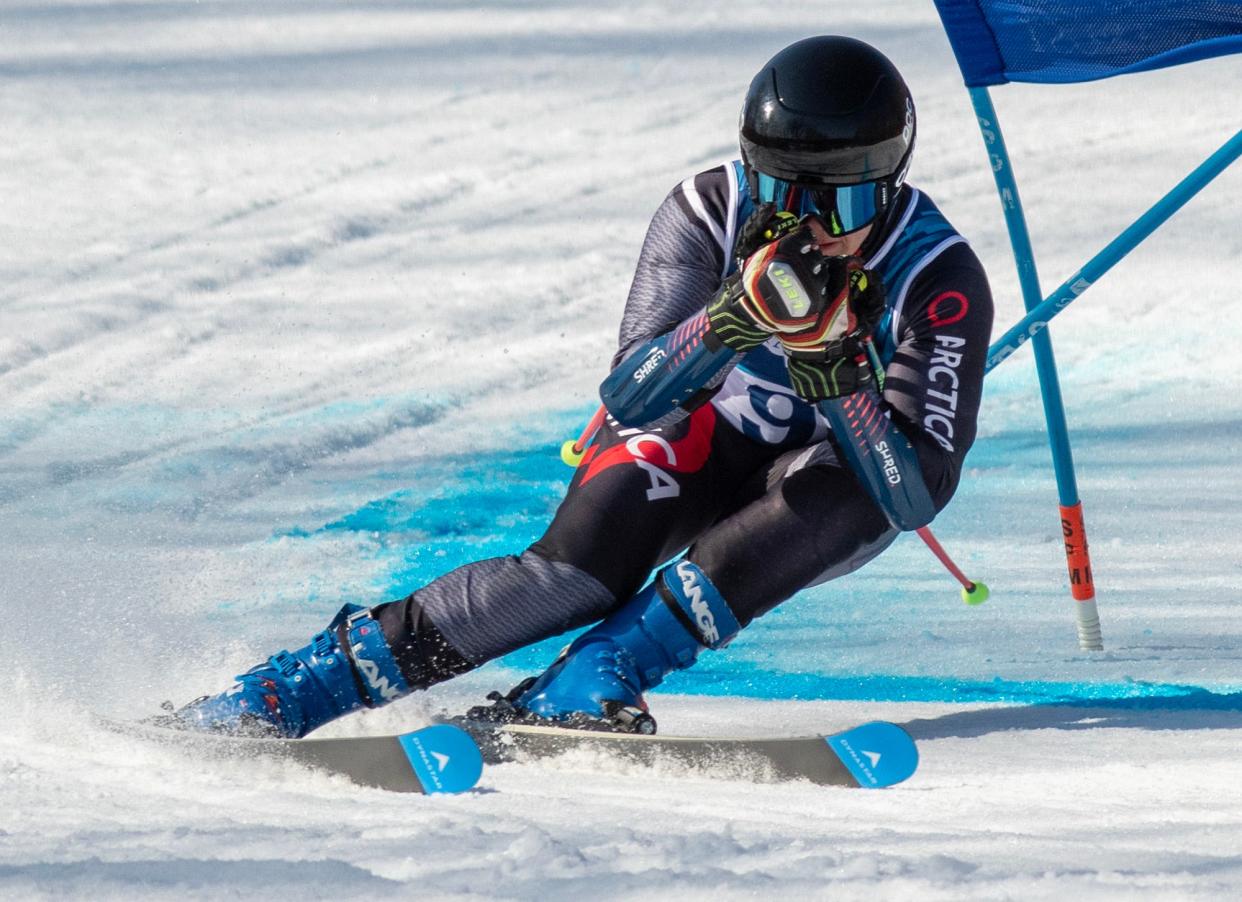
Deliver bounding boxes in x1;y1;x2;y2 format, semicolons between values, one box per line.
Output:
371;164;993;681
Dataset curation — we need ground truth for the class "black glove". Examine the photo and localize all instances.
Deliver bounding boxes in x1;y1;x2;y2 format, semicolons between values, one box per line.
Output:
733;203;801;262
704;205;806;352
706;218;875;355
783;267;887;401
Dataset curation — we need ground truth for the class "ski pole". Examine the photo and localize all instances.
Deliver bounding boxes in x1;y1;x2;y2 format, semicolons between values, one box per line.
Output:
864;342;989;605
559;403;988;603
916;526;989;605
559;404;607;466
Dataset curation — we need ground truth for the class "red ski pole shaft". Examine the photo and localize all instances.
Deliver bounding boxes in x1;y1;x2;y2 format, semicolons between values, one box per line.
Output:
916;526;989;605
573;405;606;453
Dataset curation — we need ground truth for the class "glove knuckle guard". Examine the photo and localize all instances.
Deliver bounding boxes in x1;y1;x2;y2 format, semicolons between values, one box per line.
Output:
707;209;888;384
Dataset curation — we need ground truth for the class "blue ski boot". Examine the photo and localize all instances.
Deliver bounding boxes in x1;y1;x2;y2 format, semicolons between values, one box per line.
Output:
158;604;413;738
470;560;740;734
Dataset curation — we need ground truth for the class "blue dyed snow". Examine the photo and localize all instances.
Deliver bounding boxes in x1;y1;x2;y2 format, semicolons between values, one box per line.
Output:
275;407;1242;711
676;671;1242;710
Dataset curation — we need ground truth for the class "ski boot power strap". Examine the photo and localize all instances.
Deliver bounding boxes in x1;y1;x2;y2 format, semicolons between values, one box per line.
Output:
468;561;740;734
340;605;410;706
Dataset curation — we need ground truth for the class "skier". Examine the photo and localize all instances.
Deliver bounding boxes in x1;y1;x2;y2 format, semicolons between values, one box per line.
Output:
164;35;993;738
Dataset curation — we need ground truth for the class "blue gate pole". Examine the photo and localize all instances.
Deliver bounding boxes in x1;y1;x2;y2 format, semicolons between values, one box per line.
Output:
987;129;1242;371
969;87;1102;651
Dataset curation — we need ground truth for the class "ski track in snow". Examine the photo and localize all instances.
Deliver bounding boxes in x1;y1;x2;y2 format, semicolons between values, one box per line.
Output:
2;1;1241;899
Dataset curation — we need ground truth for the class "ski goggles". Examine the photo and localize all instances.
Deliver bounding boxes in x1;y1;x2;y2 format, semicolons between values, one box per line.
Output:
751;171;883;237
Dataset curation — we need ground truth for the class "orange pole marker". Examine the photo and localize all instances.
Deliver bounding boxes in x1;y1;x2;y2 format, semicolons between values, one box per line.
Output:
1060;501;1102;649
1060;501;1095;601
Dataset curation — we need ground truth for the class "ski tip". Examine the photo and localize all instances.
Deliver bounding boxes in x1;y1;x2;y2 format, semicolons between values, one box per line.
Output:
397;724;484;794
825;721;919;788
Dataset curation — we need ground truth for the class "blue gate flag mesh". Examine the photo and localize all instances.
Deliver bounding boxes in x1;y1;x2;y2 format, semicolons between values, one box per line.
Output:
932;0;1242;86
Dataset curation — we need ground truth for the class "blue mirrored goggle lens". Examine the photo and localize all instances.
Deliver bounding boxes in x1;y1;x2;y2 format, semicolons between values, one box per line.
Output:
818;183;880;235
753;174;881;237
754;172;802;210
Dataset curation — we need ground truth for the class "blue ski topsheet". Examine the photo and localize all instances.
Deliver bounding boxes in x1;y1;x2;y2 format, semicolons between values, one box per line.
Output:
826;721;919;788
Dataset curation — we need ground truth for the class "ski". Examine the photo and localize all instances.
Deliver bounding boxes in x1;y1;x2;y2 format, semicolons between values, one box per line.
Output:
104;720;483;795
453;719;918;788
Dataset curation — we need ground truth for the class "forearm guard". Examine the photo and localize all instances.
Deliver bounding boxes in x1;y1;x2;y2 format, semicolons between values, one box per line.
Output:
817;385;936;531
600;311;740;428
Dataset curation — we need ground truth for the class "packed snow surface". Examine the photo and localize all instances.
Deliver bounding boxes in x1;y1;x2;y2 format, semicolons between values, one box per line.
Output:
2;1;1241;899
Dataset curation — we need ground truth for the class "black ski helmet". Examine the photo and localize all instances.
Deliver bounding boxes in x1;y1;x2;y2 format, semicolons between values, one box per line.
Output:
739;36;915;222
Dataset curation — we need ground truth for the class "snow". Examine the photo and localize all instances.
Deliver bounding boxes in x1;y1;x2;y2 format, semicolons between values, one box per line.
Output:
2;1;1241;898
